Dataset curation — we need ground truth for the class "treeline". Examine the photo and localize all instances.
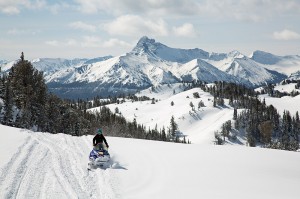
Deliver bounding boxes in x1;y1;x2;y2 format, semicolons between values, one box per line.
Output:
203;81;300;151
86;106;189;143
0;53;187;144
0;53;91;135
261;80;300;98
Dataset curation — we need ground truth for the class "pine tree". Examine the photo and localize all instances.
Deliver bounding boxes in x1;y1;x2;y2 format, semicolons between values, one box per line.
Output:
233;108;237;120
161;126;167;141
151;98;155;104
7;52;48;130
189;101;194;111
170;115;178;140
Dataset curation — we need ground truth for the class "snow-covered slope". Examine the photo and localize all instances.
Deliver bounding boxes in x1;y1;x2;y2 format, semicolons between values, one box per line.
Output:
260;94;300;116
288;71;300;80
0;60;16;72
224;56;286;86
251;50;300;75
255;83;300;116
0;59;7;65
90;85;237;144
203;50;287;86
1;124;300;199
178;59;248;84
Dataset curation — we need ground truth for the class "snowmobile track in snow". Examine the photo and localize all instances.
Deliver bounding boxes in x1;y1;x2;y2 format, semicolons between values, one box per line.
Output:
0;133;118;199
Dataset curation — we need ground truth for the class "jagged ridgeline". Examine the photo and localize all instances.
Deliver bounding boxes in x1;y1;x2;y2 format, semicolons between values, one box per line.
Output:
0;53;187;143
2;36;298;99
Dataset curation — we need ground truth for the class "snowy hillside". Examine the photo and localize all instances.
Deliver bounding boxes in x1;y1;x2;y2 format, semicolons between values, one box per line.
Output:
260;94;300;116
256;82;300;116
288;71;300;80
1;125;300;199
254;82;300;116
90;84;236;144
0;60;16;72
223;56;286;86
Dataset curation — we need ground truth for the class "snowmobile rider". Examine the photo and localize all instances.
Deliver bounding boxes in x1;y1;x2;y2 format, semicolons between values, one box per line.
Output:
93;128;109;151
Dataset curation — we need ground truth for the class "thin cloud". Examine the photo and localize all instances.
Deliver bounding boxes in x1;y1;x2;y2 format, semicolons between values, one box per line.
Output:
49;2;72;15
103;15;169;37
74;0;200;16
103;38;132;48
45;40;59;46
1;6;20;15
81;36;102;47
66;39;78;46
273;29;300;40
0;0;46;15
43;37;132;51
74;0;300;22
69;21;96;32
173;23;196;37
7;28;40;35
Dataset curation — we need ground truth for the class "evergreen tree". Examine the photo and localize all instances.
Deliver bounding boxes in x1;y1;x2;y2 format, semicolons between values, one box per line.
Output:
233;108;237;120
170;115;178;140
189;101;194;111
161;126;167;141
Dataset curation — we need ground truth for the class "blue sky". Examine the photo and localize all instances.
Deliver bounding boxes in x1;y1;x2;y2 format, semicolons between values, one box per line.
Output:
0;0;300;60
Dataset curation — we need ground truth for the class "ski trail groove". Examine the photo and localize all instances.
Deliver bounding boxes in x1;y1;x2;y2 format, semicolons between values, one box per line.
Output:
33;133;89;198
0;136;38;199
0;132;119;199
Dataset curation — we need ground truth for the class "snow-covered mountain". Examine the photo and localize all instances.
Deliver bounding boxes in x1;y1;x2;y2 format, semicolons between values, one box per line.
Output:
0;60;16;72
250;50;300;75
0;59;7;65
1;36;296;99
131;36;209;63
223;56;286;86
288;71;300;80
40;37;253;98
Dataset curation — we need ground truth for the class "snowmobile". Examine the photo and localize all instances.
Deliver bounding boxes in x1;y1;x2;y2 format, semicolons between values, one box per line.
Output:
88;147;111;170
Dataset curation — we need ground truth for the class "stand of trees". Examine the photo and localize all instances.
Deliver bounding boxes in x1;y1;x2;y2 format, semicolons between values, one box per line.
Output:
0;53;90;135
204;81;300;151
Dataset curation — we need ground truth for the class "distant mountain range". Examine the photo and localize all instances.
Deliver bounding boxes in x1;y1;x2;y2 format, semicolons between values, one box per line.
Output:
1;36;299;99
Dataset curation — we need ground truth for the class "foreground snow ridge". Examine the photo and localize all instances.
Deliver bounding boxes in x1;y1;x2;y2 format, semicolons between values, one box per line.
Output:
0;125;300;199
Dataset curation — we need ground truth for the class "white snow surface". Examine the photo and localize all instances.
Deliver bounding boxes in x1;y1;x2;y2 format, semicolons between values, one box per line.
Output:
0;124;300;199
255;83;300;116
260;94;300;116
274;83;300;93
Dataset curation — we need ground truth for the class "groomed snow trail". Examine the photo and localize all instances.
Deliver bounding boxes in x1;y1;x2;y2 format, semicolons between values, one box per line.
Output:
0;131;118;199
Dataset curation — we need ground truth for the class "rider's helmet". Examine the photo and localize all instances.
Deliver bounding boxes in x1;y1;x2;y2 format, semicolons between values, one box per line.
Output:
97;128;103;135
